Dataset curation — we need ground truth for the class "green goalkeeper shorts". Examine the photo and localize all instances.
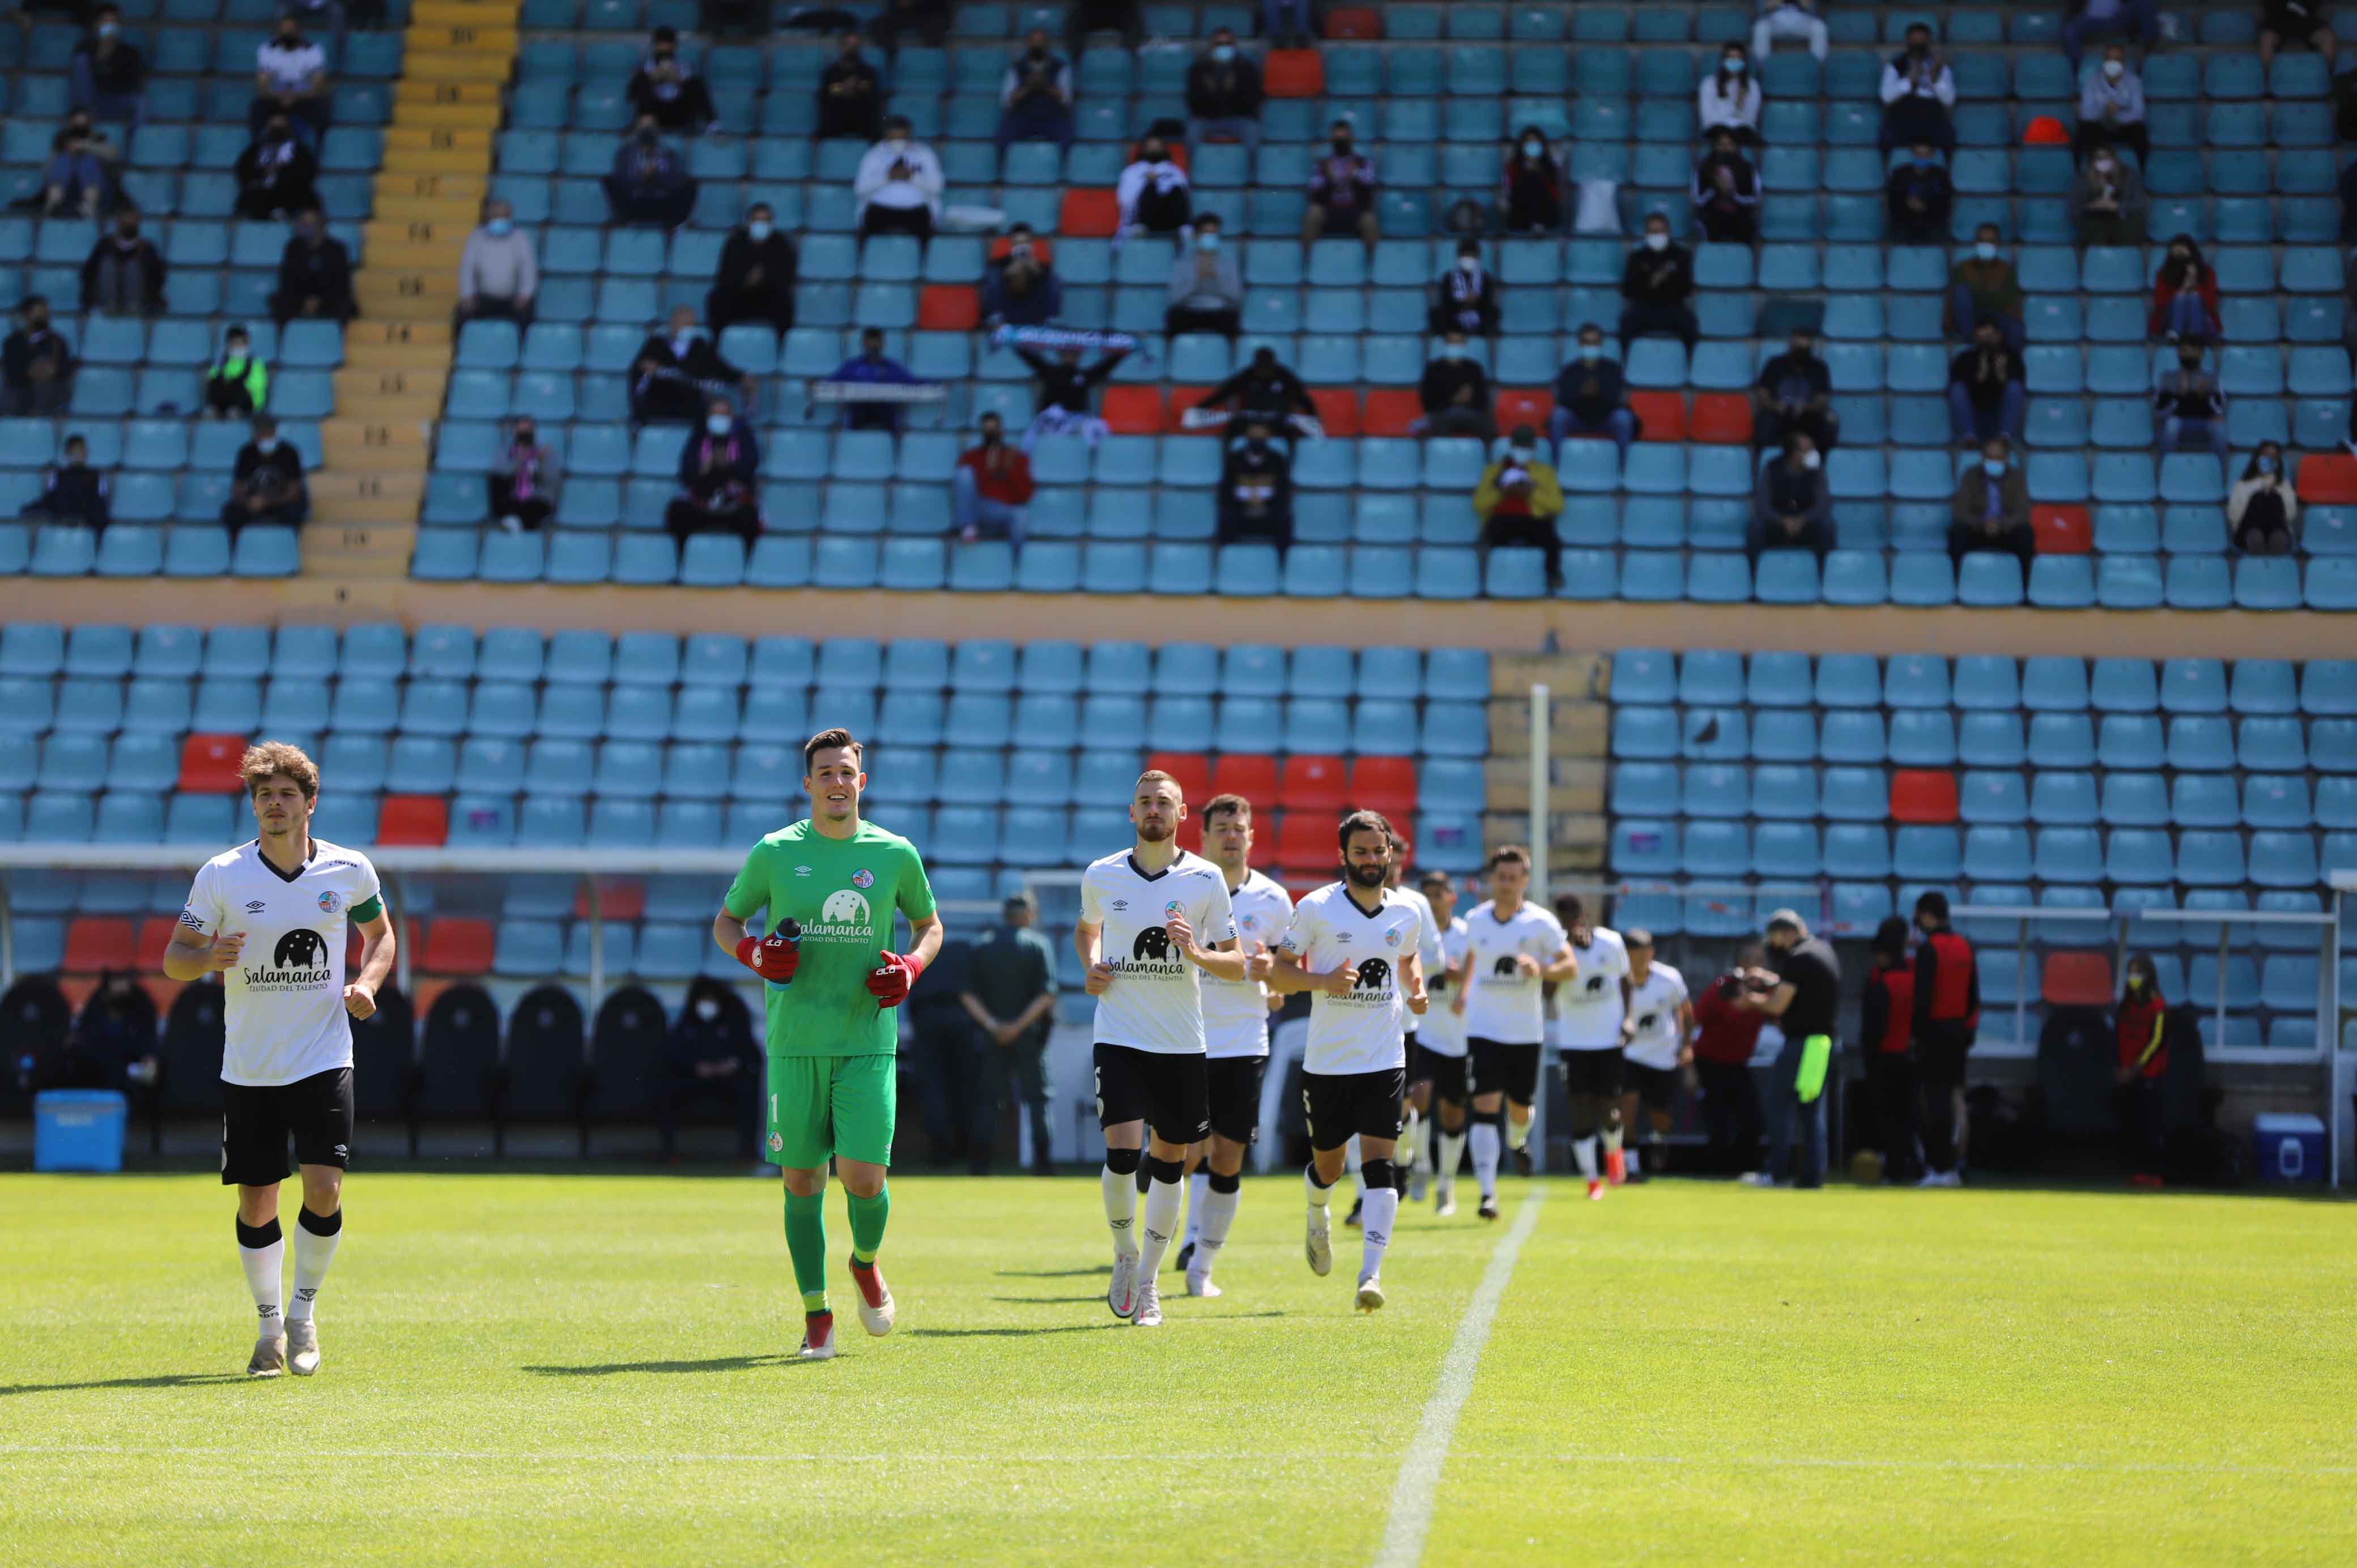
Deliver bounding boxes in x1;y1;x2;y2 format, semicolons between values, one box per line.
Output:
766;1054;897;1170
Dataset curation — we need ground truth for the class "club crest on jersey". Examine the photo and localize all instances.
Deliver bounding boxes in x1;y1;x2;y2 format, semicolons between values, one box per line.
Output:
317;890;341;914
767;1132;784;1154
1384;928;1400;947
852;868;875;889
1164;900;1182;916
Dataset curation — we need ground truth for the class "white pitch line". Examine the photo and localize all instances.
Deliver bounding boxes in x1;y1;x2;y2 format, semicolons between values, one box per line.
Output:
1372;1184;1547;1568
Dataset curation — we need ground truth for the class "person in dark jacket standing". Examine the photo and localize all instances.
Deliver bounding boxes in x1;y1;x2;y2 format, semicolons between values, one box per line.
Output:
1739;909;1841;1189
2112;952;2169;1186
1185;27;1263;154
657;977;761;1163
705;202;795;336
1619;212;1697;349
1858;916;1919;1185
26;433;111;535
1217;417;1294;552
816;29;883;142
1690;943;1767;1172
1911;889;1980;1187
960;890;1061;1174
271;204;354;326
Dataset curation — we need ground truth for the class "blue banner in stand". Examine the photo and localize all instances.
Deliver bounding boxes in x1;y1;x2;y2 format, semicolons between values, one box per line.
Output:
988;325;1148;360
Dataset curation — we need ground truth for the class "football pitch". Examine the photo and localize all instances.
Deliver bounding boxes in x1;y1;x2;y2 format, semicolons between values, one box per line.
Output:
2;1172;2352;1568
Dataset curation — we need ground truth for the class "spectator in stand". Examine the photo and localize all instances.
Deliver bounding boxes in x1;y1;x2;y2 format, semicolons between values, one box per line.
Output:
996;29;1075;155
1752;0;1828;62
1748;429;1834;567
1304;117;1379;246
1195;343;1315;437
952;411;1034;546
202;324;269;419
24;434;110;535
627;27;717;134
1165;212;1243;335
1691;129;1762;245
816;29;883;142
2;297;73;416
1066;0;1143;56
233;113;318;221
1499;127;1567;235
1217;416;1294;552
665;398;761;546
603;116;699;228
854;114;944;239
2112;952;2169;1186
1885;141;1953;245
456;197;537;324
2154;338;2230;468
1016;340;1127;449
1619;212;1698;350
1413;331;1495;441
1262;0;1317;50
80;204;166;317
1878;22;1955;156
868;0;950;53
2227;442;2300;554
2064;0;2161;71
959;890;1060;1177
489;415;559;533
2076;44;2150;165
1691;942;1768;1171
1428;237;1499;336
1948;436;2034;576
1947;317;2026;445
272;204;355;327
1185;27;1263;156
1946;222;2024;350
631;304;754;424
981;225;1062;327
2150;236;2220;342
1858;916;1920;1186
705;202;795;336
1472;425;1564;588
1911;891;1979;1188
1697;44;1762;145
819;326;923;433
1738;909;1841;1191
2075;141;2144;248
1116;133;1192;242
1752;329;1838;451
2261;0;2338;72
701;0;771;36
1550;322;1637;455
656;978;760;1165
42;111;120;219
249;12;331;148
70;7;147;127
220;416;308;537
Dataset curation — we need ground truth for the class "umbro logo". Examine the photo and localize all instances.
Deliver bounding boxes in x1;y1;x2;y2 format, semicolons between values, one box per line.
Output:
1111;899;1128;910
794;864;812;876
245;900;270;913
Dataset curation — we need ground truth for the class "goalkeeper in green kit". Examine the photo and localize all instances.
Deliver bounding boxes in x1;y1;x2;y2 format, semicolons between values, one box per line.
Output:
710;727;943;1361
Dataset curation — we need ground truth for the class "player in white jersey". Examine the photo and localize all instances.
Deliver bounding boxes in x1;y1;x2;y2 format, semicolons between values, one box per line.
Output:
1617;929;1694;1182
1075;769;1245;1327
1453;845;1577;1218
1411;869;1471;1216
161;743;395;1378
1171;792;1291;1298
1386;840;1446;1204
1269;811;1426;1311
1552;893;1632;1195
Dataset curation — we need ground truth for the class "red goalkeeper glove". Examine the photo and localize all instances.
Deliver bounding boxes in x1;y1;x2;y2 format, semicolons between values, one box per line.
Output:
865;950;923;1008
735;921;800;982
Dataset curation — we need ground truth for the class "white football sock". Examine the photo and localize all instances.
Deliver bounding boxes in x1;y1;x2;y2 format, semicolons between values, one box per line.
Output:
1400;1108;1423;1172
1304;1165;1333;1216
1624;1145;1642;1177
1137;1177;1182;1280
1469;1122;1500;1198
1437;1127;1467;1188
1346;1135;1365;1197
286;1209;341;1324
1101;1162;1140;1259
1193;1183;1240;1274
237;1225;284;1333
1575;1136;1599;1179
1505;1114;1532;1152
1359;1187;1399;1281
1183;1169;1209;1248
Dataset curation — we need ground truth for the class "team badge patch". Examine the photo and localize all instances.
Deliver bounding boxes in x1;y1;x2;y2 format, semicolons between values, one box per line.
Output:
1385;928;1401;947
317;891;342;914
767;1132;784;1154
1164;900;1182;916
852;868;875;889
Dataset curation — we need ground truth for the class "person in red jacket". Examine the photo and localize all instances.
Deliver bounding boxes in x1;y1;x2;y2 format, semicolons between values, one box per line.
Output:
2148;233;2219;342
1911;889;1979;1187
1858;916;1919;1185
951;411;1035;546
1690;941;1768;1173
2113;952;2168;1187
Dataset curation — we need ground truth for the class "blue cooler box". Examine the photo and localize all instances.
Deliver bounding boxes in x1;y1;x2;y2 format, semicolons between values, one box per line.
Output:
33;1090;127;1173
2252;1113;2326;1184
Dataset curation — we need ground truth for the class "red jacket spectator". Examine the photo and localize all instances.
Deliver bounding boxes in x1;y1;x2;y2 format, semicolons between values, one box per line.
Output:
2116;986;2167;1081
1691;972;1767;1065
957;439;1035;506
2147;248;2219;339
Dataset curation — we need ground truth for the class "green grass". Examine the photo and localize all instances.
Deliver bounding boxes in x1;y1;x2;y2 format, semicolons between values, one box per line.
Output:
2;1172;2352;1567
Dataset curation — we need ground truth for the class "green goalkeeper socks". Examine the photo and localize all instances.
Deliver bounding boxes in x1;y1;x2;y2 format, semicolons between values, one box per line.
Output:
846;1184;890;1265
785;1190;828;1311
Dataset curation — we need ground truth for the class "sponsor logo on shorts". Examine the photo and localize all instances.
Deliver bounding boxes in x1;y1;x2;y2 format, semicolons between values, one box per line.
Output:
852;868;875;889
317;890;342;914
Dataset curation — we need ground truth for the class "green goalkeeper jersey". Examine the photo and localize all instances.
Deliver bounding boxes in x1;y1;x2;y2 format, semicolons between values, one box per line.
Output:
724;819;937;1057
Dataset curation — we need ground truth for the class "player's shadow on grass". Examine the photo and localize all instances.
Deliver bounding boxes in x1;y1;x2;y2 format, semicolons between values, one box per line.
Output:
523;1353;799;1377
0;1372;245;1396
990;1294;1117;1304
909;1312;1284;1339
995;1267;1112;1279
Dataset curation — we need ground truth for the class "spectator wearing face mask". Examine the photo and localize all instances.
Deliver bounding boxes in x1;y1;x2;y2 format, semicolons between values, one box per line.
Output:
26;434;110;535
953;412;1034;547
1878;23;1955;156
2150;236;2219;342
2077;44;2149;165
233;113;318;220
1499;127;1567;235
658;978;761;1165
250;14;331;148
1473;425;1564;589
2;297;74;416
457;197;537;324
1185;28;1263;155
2227;442;2300;555
1015;341;1127;449
2110;952;2168;1186
981;224;1062;327
854;113;945;239
2154;340;2230;468
1218;417;1294;552
1691;130;1762;245
1304;118;1379;247
1414;332;1495;442
819;326;924;433
1550;324;1637;455
1619;215;1697;350
1116;134;1192;241
1165;213;1242;335
1752;330;1839;451
203;325;270;419
80;204;167;317
1947;319;2026;445
272;203;354;326
1948;437;2033;576
491;417;560;532
1194;345;1315;439
667;398;762;546
221;417;308;538
631;305;754;424
627;27;717;133
42;112;120;219
1698;46;1762;144
1945;223;2023;350
2064;0;2162;73
816;29;883;142
706;202;795;336
1749;431;1834;567
997;28;1075;154
71;6;147;127
1429;238;1499;336
1752;0;1829;63
2076;142;2145;249
1885;141;1953;246
605;116;699;228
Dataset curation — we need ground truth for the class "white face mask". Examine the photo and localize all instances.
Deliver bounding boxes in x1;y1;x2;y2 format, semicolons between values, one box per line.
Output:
2103;58;2124;79
256;437;278;453
1457;255;1478;272
1800;449;1821;470
1975;241;1998;261
1645;231;1669;251
695;998;720;1021
1723;56;1743;73
1441;344;1466;360
747;219;772;241
706;414;731;436
1579;344;1601;361
1521;139;1542;157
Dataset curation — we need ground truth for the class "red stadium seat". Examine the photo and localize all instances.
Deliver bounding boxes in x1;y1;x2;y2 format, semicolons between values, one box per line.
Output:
1350;757;1419;819
1211;752;1279;806
1274;810;1334;872
1278;754;1350;812
2043;951;2115;1007
1146;751;1212;807
65;917;137;972
377;794;449;847
2298;452;2357;503
2032;504;2092;555
1058;188;1120;237
1308;387;1362;437
1101;386;1165;434
1686;392;1751;445
1361;389;1423;437
1493;387;1552;434
136;916;182;969
1262;48;1325;97
1627;391;1690;442
178;732;247;793
916;284;979;332
1888;769;1960;824
1324;6;1381;38
573;878;646;921
421;918;493;976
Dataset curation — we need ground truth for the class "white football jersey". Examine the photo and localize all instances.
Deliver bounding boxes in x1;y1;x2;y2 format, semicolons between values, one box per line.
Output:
1418;915;1471;1058
1622;962;1691;1071
1202;867;1292;1060
1079;849;1238;1055
1552;925;1631;1051
1278;881;1423;1075
178;838;384;1086
1458;900;1567;1047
